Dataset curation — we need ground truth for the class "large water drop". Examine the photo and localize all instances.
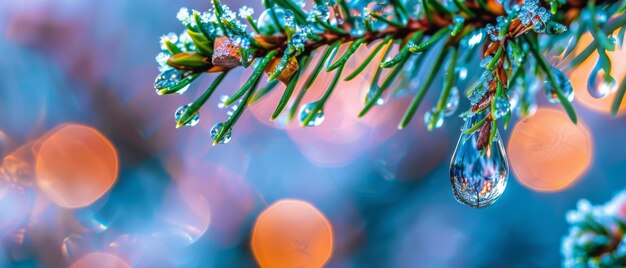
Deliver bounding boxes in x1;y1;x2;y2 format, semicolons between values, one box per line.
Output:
450;113;509;208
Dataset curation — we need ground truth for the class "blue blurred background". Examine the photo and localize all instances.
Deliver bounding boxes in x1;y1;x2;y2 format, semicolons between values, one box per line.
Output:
1;0;626;267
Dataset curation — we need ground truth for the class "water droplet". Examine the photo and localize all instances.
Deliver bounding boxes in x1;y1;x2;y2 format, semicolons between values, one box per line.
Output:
366;90;385;106
174;104;199;127
587;67;617;99
311;5;330;22
257;7;296;35
497;0;516;13
546;21;568;35
351;15;366;37
485;24;499;41
210;122;232;144
351;0;391;30
444;87;460;116
532;21;546;33
545;67;574;104
218;95;230;109
450;114;509;208
453;14;465;25
424;108;444;131
299;102;324;127
291;31;309;53
154;69;191;95
493;95;510;119
480;56;493;68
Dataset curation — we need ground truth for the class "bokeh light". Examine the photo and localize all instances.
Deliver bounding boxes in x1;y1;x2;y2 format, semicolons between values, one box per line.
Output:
508;109;593;192
35;124;118;208
70;252;130;268
570;30;626;115
251;199;333;268
156;183;211;246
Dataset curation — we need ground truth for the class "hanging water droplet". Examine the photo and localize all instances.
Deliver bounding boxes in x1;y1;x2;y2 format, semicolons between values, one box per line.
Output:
352;0;391;30
257;7;296;35
450;113;509;208
497;0;516;13
311;5;330;22
493;95;510;119
546;21;568;35
545;67;574;104
424;108;444;131
532;21;546;33
291;31;309;53
174;104;199;127
299;102;325;127
587;67;617;99
366;90;385;106
154;68;192;95
218;95;230;109
444;87;460;116
210;122;232;144
479;55;493;68
351;15;366;37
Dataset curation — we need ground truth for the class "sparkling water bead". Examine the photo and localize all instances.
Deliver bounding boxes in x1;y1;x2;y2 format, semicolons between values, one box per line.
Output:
366;90;385;106
257;7;296;35
546;21;568;35
154;69;191;95
587;68;617;99
545;67;574;104
493;95;510;119
424;108;444;131
311;5;330;22
210;122;232;144
444;87;460;116
174;104;199;127
450;114;509;208
351;15;366;37
299;102;325;127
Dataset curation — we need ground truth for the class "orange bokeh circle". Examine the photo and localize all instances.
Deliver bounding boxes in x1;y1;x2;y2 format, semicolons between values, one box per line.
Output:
251;199;333;268
35;124;118;208
71;252;130;268
508;109;593;192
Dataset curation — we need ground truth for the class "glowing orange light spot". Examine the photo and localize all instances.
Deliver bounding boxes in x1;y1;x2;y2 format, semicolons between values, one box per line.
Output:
35;124;118;208
71;252;130;268
508;109;593;192
570;30;626;115
251;199;333;268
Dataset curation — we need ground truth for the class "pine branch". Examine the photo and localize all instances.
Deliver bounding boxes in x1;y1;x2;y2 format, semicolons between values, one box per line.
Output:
155;0;624;147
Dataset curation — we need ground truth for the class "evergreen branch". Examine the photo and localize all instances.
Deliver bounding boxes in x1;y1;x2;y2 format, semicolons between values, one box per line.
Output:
153;0;620;146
